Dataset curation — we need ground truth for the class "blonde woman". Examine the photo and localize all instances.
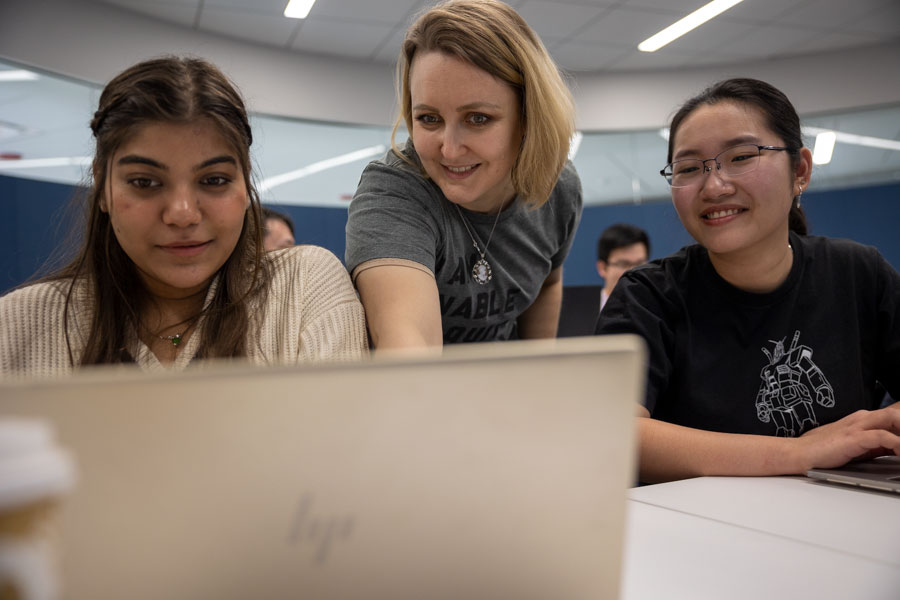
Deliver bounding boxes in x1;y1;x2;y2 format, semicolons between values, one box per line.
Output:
346;0;581;348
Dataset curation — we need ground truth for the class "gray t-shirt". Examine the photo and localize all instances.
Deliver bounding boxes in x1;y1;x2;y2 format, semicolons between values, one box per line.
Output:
346;144;583;344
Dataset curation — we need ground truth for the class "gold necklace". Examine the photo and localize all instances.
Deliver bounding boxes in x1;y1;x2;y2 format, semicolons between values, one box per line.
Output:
156;319;197;348
158;332;185;347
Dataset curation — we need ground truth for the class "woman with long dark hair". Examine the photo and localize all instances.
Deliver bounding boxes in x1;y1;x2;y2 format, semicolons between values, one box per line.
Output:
1;56;367;377
597;78;900;482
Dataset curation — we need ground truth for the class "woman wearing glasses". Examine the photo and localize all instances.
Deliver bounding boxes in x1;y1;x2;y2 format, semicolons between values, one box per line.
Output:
597;78;900;482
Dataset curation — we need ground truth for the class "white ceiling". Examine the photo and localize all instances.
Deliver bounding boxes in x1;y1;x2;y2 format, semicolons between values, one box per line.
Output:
94;0;900;73
1;0;899;206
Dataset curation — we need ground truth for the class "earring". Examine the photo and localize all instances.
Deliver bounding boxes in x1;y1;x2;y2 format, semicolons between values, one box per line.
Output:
795;181;804;207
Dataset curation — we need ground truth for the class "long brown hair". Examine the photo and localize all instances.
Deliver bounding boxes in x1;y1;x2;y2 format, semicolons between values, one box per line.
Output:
43;56;269;365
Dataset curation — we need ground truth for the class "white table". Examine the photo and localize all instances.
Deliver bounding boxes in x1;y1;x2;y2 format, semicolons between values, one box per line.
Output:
621;476;900;600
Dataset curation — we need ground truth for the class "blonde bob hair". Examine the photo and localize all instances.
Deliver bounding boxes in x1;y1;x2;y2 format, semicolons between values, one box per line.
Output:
393;0;575;207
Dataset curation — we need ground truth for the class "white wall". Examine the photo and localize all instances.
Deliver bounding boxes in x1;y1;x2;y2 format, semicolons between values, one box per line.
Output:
573;44;900;130
0;0;398;126
2;0;899;131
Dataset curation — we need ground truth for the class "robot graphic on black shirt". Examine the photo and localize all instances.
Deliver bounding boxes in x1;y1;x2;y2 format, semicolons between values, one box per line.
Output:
755;330;835;437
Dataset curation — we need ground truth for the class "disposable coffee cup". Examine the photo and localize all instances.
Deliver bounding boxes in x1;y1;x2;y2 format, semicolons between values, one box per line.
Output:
0;419;76;600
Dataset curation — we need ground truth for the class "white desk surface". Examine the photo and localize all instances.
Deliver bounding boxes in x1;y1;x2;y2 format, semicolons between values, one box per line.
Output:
621;476;900;600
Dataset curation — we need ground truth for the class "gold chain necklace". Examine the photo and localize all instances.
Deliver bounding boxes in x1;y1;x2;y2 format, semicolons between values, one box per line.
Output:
158;332;186;347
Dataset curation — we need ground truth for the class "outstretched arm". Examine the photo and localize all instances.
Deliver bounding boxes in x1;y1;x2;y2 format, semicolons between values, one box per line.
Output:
637;403;900;483
355;263;443;350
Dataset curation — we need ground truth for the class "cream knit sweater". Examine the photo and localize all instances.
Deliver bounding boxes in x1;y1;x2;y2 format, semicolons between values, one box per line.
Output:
0;245;368;379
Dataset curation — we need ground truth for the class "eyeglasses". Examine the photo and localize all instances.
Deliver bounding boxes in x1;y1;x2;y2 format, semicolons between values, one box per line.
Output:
660;144;792;188
606;259;646;270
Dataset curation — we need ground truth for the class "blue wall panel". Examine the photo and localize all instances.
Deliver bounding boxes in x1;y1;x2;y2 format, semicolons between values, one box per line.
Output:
562;182;900;286
0;175;78;293
267;203;349;263
802;182;900;270
2;173;898;293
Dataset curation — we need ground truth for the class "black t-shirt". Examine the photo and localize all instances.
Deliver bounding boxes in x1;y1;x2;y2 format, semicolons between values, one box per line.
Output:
596;232;900;437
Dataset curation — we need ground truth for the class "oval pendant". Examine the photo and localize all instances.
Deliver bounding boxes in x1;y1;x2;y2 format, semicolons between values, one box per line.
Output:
472;258;492;285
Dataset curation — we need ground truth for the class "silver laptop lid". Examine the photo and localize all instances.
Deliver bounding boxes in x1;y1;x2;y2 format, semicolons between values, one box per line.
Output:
1;336;645;600
807;456;900;494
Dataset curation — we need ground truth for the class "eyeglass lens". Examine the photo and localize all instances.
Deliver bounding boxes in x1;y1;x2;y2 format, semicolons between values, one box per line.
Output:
607;260;646;269
665;144;762;187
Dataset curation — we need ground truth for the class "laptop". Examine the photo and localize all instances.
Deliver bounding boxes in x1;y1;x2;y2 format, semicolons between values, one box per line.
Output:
807;456;900;494
0;335;645;600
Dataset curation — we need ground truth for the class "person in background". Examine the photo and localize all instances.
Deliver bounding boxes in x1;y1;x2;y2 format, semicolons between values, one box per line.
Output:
596;77;900;482
0;56;367;378
345;0;582;348
261;207;296;251
596;223;650;312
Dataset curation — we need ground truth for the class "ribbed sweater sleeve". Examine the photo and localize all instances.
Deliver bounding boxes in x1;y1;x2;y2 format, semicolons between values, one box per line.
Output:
259;245;368;363
0;281;85;378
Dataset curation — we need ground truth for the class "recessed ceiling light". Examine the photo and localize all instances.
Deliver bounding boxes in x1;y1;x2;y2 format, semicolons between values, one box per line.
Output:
638;0;745;53
284;0;316;19
0;69;39;82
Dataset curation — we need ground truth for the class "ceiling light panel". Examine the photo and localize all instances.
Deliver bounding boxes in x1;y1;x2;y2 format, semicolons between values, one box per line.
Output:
284;0;316;19
638;0;745;53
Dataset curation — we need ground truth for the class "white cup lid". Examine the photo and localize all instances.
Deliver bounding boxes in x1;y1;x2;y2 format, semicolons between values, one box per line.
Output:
0;419;77;512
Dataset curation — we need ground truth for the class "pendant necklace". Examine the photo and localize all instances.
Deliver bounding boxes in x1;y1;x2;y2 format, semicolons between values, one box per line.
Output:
156;319;196;348
159;332;185;347
454;202;503;285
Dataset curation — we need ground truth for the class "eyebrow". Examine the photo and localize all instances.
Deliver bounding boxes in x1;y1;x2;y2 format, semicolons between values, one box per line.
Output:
117;155;166;169
116;154;237;170
412;101;503;113
673;136;761;160
456;101;502;112
198;155;237;169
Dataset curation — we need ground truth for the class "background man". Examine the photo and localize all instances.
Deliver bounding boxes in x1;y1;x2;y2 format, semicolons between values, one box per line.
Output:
596;223;650;312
